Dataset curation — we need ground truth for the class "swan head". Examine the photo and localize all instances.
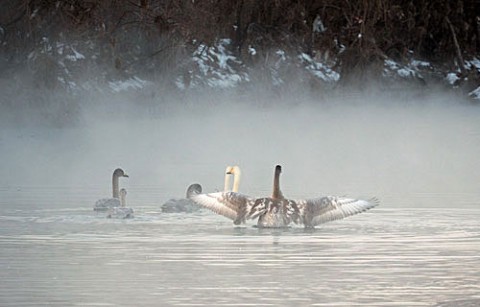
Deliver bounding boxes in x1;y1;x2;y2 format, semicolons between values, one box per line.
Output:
275;165;282;174
113;168;129;178
225;165;240;175
186;183;202;198
120;188;127;196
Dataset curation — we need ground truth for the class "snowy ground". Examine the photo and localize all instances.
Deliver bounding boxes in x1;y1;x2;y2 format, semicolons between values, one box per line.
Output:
23;37;480;101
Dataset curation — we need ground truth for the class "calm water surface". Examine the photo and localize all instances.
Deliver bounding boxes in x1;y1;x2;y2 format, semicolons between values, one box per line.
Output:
1;188;479;306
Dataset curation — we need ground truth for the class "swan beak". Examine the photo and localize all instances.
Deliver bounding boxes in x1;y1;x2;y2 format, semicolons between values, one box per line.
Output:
123;174;129;178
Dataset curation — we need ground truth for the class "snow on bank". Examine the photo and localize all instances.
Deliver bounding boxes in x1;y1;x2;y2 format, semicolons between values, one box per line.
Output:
175;39;249;90
467;58;480;101
469;87;480;100
446;73;460;85
175;40;341;90
383;59;429;80
25;36;480;100
299;53;339;83
466;58;480;72
109;77;149;93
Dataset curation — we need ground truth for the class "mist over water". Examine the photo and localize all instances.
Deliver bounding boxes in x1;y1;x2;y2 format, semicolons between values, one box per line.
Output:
1;87;480;306
1;89;479;208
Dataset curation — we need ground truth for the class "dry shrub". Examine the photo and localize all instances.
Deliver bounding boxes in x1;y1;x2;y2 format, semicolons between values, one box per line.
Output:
1;0;478;89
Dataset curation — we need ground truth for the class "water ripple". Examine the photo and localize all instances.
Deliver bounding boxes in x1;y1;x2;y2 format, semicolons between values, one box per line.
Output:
0;206;479;306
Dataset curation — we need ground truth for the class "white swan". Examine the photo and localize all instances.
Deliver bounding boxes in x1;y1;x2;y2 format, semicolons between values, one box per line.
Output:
161;166;242;213
94;168;129;211
188;165;379;228
106;188;134;219
224;165;241;192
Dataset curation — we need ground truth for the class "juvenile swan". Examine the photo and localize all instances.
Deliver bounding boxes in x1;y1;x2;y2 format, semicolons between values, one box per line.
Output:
188;165;379;228
94;168;129;211
161;184;203;213
161;165;241;213
107;188;134;219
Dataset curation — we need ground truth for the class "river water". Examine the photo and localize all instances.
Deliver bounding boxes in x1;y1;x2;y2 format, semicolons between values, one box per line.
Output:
1;101;480;306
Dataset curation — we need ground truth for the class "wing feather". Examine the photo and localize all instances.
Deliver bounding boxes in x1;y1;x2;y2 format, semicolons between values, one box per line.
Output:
296;196;379;227
189;192;255;223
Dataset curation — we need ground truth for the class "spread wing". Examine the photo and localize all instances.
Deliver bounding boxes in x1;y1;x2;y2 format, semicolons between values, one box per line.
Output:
189;192;257;224
295;196;379;227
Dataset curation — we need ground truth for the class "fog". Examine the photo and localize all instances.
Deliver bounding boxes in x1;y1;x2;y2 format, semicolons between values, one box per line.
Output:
1;88;480;209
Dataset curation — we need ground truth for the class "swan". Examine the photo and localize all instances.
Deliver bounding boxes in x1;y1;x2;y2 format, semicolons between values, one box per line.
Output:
161;184;203;213
94;168;129;211
224;165;241;192
106;188;134;219
161;165;241;213
187;165;379;228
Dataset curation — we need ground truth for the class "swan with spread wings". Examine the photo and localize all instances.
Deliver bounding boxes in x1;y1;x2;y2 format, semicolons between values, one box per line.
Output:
187;165;378;228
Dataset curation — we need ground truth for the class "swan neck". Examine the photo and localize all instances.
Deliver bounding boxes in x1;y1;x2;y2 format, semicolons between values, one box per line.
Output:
112;174;120;198
120;192;126;207
224;172;231;191
232;167;241;192
272;168;283;199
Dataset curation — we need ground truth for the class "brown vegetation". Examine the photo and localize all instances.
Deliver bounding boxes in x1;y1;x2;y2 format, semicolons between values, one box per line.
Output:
0;0;479;90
